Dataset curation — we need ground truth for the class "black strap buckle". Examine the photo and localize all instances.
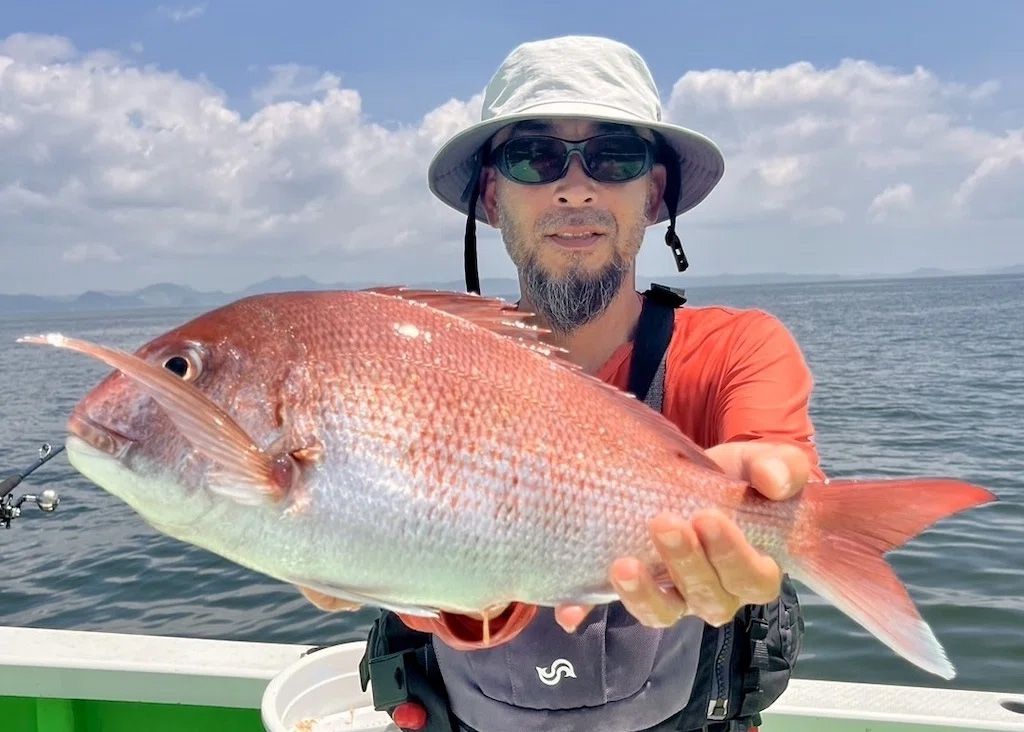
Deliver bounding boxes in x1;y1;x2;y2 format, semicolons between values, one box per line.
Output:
644;282;687;307
364;650;418;710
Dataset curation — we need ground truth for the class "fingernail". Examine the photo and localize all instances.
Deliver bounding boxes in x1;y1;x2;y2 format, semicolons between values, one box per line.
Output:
697;519;720;543
765;458;791;494
657;529;684;549
617;576;639;592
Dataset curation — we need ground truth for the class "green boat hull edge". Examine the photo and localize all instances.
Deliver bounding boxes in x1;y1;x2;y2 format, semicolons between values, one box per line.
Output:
1;696;260;732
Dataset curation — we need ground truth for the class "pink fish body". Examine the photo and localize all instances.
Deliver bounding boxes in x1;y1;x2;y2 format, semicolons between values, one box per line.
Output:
20;288;995;679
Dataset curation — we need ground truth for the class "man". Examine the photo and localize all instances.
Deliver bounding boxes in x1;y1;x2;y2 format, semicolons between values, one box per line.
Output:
303;36;822;731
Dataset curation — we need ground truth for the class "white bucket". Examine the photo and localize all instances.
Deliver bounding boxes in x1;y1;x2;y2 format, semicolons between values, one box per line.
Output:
261;641;399;732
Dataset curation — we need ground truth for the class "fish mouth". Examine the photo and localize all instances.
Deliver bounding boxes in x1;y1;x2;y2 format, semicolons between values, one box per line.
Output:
67;411;135;458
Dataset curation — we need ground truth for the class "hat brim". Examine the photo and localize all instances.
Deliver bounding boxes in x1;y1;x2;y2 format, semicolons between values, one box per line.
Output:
427;101;725;224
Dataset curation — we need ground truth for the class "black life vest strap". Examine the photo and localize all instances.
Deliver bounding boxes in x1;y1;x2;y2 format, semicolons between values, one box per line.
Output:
628;283;687;402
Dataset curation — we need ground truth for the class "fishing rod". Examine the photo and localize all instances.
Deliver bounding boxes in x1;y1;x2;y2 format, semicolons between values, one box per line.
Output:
1;442;63;529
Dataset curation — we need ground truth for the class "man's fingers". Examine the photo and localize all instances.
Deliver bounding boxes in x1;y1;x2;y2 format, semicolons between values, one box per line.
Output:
749;449;808;501
650;512;741;627
705;441;809;500
298;586;361;612
691;510;782;605
610;557;687;627
554;604;594;633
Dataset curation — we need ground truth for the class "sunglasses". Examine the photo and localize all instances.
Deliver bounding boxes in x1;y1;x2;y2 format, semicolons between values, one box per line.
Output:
490;133;657;185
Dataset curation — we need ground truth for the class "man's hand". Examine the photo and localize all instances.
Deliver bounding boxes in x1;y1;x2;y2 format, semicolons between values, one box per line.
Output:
554;441;811;633
297;585;362;612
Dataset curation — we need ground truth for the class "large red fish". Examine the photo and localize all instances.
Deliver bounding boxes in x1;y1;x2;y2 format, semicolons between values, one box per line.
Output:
20;287;994;679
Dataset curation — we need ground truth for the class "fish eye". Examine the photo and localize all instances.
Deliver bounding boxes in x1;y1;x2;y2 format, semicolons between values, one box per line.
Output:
162;347;203;381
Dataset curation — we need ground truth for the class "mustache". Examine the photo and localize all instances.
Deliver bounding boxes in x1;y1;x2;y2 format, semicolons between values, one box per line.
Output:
536;209;616;232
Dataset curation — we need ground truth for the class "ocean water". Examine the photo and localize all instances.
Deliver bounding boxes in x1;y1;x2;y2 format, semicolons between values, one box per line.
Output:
1;274;1021;693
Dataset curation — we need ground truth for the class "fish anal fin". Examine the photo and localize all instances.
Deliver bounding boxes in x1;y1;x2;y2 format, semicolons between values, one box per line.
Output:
294;578;442;619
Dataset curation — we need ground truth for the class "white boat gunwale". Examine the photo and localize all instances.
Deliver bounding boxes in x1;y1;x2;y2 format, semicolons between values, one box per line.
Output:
1;625;1022;731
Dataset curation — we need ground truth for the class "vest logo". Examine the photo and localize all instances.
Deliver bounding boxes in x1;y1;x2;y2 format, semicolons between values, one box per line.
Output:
536;658;577;686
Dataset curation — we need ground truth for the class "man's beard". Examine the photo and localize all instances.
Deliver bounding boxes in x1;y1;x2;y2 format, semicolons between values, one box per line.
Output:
499;203;644;334
519;251;628;334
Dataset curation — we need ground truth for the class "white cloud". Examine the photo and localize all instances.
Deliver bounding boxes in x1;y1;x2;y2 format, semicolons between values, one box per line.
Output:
0;34;1019;295
666;59;1021;228
157;4;206;23
868;183;915;222
953;131;1024;219
0;33;75;64
252;64;343;105
0;33;485;293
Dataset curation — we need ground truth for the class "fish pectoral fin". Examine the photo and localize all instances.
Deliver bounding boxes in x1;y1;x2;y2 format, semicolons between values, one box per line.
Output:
294;579;441;619
204;435;321;505
206;467;284;506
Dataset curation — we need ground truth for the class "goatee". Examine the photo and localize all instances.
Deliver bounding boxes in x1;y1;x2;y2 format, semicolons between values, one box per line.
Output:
499;202;646;334
519;253;629;334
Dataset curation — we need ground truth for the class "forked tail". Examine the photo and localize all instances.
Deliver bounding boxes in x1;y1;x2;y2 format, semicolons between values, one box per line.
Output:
785;478;995;679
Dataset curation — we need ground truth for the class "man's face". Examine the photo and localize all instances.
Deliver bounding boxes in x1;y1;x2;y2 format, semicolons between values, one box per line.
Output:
480;118;666;333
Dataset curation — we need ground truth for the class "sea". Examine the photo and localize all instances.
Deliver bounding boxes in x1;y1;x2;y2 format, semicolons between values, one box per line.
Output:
1;273;1021;693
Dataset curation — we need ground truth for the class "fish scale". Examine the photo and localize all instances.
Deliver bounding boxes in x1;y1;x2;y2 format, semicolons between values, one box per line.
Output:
18;287;997;678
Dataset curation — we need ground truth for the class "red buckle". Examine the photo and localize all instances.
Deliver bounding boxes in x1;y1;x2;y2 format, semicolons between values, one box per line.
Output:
392;701;428;730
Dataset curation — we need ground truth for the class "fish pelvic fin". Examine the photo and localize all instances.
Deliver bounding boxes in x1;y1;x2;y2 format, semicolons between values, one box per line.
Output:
785;477;996;680
19;333;291;505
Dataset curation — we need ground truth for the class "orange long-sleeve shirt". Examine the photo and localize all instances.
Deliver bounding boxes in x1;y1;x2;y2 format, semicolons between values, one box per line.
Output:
400;303;823;649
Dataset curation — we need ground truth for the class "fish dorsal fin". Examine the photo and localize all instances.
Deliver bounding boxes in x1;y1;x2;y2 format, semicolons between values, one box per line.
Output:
364;286;722;474
363;286;575;364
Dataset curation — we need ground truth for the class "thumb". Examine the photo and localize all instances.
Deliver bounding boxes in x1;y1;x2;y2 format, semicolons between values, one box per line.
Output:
298;585;361;612
554;603;594;633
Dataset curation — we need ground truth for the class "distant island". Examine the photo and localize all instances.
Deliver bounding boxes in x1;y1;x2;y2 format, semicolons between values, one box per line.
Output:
1;265;1021;314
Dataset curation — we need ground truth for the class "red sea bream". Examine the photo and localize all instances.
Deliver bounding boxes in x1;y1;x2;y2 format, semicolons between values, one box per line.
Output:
19;288;996;679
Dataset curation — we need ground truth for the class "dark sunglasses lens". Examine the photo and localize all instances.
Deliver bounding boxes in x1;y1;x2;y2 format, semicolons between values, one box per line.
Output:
501;137;567;183
585;136;650;181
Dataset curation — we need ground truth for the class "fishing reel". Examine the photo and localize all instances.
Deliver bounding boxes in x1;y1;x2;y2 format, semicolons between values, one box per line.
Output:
1;443;63;529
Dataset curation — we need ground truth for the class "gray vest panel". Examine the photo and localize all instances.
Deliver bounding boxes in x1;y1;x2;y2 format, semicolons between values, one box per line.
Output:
434;353;707;732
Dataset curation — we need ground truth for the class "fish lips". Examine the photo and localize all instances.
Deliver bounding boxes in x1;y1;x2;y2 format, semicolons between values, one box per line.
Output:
67;410;136;459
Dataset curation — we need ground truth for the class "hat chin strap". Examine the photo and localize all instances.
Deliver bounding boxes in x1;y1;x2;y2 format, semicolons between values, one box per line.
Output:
662;144;689;273
463;164;483;295
461;156;689;294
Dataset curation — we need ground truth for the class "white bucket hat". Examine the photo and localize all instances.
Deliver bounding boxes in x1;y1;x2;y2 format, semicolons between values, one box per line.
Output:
423;33;729;292
427;35;725;225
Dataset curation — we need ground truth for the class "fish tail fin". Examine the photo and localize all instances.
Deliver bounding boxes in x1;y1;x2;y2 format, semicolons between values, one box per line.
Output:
784;478;995;679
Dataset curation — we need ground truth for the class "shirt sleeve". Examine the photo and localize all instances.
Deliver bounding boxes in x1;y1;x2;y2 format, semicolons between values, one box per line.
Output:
711;311;826;480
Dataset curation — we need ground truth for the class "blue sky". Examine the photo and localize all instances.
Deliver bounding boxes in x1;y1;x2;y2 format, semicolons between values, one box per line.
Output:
9;1;1023;126
2;1;1022;294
